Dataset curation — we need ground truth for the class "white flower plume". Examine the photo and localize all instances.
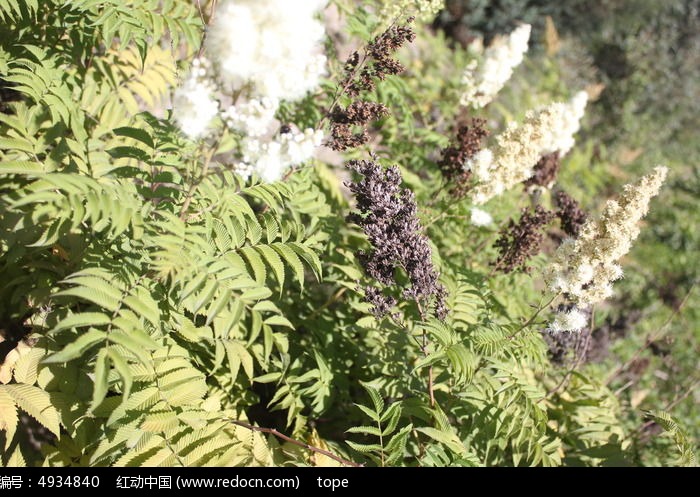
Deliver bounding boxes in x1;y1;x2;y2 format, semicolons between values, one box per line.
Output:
546;166;668;306
460;24;531;109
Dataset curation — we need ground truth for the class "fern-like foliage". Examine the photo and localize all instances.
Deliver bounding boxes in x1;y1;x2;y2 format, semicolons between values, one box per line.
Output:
643;411;697;467
0;0;678;468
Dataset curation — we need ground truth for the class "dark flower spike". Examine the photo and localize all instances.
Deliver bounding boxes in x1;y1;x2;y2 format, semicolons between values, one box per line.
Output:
493;205;555;273
437;118;489;197
327;18;416;152
554;190;587;237
525;151;561;189
346;158;447;320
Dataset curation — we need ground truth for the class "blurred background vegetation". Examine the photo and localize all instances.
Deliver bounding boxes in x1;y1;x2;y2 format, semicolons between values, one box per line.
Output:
432;0;699;465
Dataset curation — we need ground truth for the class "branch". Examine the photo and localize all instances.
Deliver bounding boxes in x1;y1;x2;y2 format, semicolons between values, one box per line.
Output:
541;306;595;402
631;377;700;438
508;292;560;340
605;283;695;386
228;420;363;467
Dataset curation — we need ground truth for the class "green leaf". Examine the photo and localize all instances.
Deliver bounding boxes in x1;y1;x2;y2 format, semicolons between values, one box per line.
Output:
415;427;468;457
44;328;107;363
0;160;43;174
354;403;380;423
346;440;382;453
51;313;112;333
360;381;384;415
381;402;402;436
107;347;133;401
346;425;383;437
113;126;155;149
3;384;60;436
91;348;110;410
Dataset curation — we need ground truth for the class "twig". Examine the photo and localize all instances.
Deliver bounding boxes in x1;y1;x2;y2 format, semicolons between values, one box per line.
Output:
508;292;560;340
542;306;595;402
605;283;695;386
179;131;226;220
631;377;700;437
228;420;362;467
308;287;348;320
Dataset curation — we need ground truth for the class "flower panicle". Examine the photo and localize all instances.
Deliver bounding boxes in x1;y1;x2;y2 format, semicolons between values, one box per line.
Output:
171;0;328;182
460;23;531;109
546;166;668;308
467;92;589;204
346;158;447;320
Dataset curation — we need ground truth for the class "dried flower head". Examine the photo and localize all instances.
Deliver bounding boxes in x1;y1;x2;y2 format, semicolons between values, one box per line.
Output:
554;190;587;237
525;152;560;190
493;205;555;273
328;101;389;151
546;166;668;306
328;18;415;152
437;119;489;197
346;158;447;319
341;18;416;98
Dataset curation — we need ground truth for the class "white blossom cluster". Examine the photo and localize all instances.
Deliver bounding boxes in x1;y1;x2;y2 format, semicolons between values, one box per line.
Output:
237;128;325;183
541;91;588;157
172;58;219;139
171;1;328;182
222;97;279;137
466;104;559;204
470;207;493;227
460;24;531;109
466;93;589;204
549;307;588;333
379;0;444;22
546;166;668;307
206;0;327;101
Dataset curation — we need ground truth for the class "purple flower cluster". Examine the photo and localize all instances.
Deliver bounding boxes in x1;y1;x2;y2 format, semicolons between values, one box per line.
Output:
346;159;447;320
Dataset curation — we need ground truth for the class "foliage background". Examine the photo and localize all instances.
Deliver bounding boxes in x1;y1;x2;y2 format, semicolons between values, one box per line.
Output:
0;0;696;467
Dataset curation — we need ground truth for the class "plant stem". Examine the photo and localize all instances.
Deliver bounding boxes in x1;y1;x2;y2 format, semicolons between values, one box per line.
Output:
228;420;362;467
415;300;435;407
542;306;595;402
179;131;226;220
508;292;560;340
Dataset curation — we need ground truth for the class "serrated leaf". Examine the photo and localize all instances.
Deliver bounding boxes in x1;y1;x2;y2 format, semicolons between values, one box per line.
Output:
3;384;60;436
415;427;467;457
360;381;384;414
44;328;106;363
13;347;44;385
113;126;154;149
381;402;402;436
0;389;18;442
346;440;382;453
346;425;382;437
107;347;133;402
91;348;110;410
355;403;380;422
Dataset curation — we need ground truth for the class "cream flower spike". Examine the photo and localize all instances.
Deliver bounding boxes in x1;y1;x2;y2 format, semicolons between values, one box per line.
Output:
546;166;668;306
460;23;531;109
